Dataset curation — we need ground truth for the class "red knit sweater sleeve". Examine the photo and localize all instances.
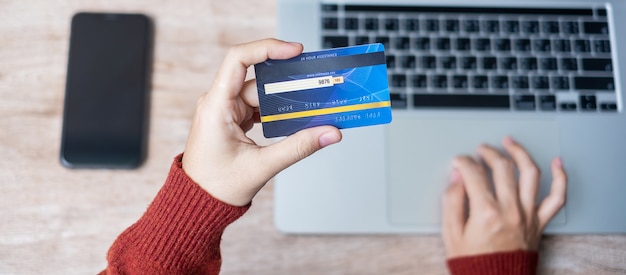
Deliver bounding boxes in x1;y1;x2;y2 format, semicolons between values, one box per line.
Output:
100;156;540;274
100;154;250;275
447;250;539;275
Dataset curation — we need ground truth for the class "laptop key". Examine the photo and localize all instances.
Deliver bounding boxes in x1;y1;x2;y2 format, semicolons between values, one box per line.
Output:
385;18;400;31
560;58;578;71
405;18;420;31
322;36;349;48
482;56;497;70
375;36;391;49
542;21;559;34
485;20;500;33
534;39;551;52
452;75;468;89
411;74;428;88
355;35;370;45
464;19;480;33
553;39;571;53
562;21;579;34
540;57;558;71
440;56;457;69
344;17;359;30
461;56;477;69
390;93;407;109
582;58;613;72
395;36;410;50
456;37;471;51
400;55;416;68
583;21;609;34
560;102;577;111
391;74;407;87
421;55;437;69
475;38;491;51
574;39;591;53
552;76;570;90
365;18;379;30
504;20;520;33
574;76;615;90
436;38;451;51
482;56;498;70
594;39;611;53
580;95;597;111
322;17;339;30
532;76;549;90
515;39;531;52
386;55;396;68
473;75;489;89
321;4;338;11
500;57;517;70
600;103;618;111
415;37;431;50
413;94;510;109
512;76;529;90
445;19;460;32
495;38;511;52
431;75;448;89
539;95;557;110
514;95;536;110
520;57;538;71
492;75;509;90
425;18;439;32
523;20;539;33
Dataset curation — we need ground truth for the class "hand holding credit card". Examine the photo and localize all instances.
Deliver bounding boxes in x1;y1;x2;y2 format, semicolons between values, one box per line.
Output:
254;43;392;138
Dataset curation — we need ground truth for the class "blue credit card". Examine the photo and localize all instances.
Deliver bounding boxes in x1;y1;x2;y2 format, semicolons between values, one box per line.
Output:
254;43;392;138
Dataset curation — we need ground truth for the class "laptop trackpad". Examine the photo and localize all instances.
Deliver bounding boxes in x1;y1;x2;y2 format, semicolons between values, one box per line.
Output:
387;116;566;226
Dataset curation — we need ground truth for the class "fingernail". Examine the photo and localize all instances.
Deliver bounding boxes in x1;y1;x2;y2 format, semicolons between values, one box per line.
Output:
319;131;341;148
503;136;515;146
554;157;563;168
450;169;461;182
288;42;302;47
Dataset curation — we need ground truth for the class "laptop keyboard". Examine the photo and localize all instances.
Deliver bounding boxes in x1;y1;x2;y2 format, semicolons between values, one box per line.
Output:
320;4;618;112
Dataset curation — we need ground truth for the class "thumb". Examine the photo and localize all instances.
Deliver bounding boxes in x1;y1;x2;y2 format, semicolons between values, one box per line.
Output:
442;169;467;256
259;126;342;177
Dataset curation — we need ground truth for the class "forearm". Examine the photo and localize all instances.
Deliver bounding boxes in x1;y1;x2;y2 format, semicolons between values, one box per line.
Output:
101;154;249;275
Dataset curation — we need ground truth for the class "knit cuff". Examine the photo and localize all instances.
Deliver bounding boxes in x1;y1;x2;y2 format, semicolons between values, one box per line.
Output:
447;250;539;275
107;154;250;274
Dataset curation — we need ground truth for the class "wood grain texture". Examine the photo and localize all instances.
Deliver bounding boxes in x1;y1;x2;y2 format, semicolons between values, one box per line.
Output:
0;0;624;274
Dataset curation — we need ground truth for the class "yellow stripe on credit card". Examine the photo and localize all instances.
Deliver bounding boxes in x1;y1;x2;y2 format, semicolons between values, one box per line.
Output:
260;101;391;123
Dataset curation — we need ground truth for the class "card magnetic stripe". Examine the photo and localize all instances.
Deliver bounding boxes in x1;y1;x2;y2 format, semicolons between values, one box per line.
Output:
255;51;386;94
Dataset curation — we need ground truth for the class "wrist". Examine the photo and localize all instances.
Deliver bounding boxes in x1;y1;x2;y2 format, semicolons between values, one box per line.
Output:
447;250;539;275
180;154;257;207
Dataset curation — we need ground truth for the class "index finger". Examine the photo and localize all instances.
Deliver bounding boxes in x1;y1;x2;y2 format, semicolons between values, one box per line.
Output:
213;39;304;99
453;155;496;210
476;144;518;207
501;137;541;215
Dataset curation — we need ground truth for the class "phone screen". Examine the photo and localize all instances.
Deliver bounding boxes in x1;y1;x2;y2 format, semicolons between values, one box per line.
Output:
61;13;152;168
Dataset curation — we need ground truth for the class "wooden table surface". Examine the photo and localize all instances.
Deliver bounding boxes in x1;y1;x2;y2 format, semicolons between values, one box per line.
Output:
1;0;625;274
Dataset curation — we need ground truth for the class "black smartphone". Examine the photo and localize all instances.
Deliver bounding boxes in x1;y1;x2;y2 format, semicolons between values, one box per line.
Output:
61;13;153;168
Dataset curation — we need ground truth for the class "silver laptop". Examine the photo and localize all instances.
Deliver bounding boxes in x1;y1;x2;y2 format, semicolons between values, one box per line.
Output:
274;0;626;234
